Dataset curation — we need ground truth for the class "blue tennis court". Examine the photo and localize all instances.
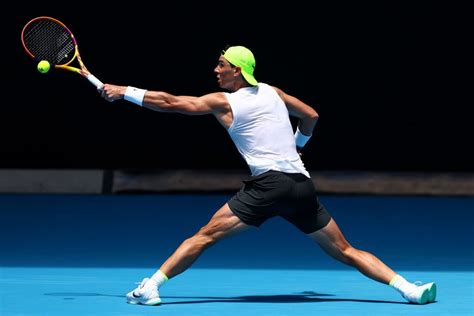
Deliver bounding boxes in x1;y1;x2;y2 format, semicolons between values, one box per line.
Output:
1;194;473;315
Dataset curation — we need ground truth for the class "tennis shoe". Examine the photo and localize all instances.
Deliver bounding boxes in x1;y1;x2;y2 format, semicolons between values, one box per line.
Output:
126;278;161;306
401;282;436;304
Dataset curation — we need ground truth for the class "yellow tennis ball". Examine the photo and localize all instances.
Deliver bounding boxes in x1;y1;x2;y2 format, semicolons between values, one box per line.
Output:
37;60;50;74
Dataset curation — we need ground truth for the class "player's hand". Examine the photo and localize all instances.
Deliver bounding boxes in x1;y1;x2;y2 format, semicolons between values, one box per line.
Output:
100;84;127;102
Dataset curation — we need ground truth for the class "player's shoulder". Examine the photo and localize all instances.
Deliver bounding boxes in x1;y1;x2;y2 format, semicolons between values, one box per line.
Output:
200;92;230;111
266;84;282;92
201;92;227;103
266;84;286;100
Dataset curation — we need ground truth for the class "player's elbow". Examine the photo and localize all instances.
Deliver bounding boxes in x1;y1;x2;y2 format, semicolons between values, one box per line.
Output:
308;108;319;121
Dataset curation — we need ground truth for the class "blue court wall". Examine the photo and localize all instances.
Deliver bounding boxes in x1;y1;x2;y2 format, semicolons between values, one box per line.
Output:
0;194;472;271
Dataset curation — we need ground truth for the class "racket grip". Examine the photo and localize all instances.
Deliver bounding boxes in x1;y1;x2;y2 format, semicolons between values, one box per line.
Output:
87;74;104;89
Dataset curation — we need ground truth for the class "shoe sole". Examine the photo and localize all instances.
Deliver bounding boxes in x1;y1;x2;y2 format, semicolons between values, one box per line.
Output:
419;288;430;304
417;282;436;304
127;298;162;306
427;282;437;303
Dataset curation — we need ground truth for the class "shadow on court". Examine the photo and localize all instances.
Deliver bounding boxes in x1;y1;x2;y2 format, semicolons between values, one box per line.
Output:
45;292;124;298
44;291;407;305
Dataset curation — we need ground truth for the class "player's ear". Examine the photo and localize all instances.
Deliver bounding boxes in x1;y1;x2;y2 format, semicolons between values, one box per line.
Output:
233;66;242;77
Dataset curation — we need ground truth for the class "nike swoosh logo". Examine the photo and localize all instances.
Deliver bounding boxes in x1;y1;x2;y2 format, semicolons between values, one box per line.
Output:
132;291;141;298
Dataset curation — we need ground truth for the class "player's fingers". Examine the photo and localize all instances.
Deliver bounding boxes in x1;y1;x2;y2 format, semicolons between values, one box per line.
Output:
100;87;107;98
99;86;113;102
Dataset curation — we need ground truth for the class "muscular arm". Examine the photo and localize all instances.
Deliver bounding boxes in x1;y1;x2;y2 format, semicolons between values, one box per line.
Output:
100;84;229;116
143;91;219;115
273;86;319;136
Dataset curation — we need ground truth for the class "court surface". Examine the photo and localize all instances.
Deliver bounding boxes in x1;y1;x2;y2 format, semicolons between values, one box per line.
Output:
1;194;473;315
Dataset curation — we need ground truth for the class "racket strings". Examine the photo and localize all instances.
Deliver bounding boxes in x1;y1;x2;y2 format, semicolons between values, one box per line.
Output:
23;19;75;65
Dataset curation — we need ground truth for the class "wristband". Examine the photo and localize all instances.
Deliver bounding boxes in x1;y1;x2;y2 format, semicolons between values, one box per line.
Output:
295;127;312;148
124;86;147;106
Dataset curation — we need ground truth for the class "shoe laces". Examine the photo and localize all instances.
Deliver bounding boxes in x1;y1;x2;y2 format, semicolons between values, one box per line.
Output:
131;278;150;295
137;278;150;288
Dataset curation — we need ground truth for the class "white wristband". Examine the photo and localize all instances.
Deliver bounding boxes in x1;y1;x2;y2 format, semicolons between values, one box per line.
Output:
124;86;147;106
295;127;312;148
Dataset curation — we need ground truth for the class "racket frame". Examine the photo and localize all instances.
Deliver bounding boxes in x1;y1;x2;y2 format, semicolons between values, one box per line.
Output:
21;16;103;88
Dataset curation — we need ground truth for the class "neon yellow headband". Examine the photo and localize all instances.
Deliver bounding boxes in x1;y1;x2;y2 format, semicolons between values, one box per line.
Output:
222;46;258;86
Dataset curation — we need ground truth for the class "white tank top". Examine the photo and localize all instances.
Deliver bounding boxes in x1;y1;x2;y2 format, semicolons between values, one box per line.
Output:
224;83;310;178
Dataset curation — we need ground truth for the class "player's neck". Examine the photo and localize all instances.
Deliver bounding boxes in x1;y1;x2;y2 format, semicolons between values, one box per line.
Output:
231;80;253;92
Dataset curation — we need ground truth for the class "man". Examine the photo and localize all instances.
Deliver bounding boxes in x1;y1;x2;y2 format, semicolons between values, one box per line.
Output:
100;46;436;306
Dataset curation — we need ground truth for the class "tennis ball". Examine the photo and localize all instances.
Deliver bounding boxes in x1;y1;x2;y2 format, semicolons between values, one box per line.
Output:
37;60;50;74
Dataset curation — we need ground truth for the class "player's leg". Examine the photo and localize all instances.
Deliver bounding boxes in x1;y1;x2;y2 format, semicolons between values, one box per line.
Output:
159;203;250;278
126;203;249;305
309;218;395;283
308;218;436;304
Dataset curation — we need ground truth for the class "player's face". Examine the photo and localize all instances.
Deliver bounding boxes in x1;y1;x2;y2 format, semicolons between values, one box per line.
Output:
214;57;237;90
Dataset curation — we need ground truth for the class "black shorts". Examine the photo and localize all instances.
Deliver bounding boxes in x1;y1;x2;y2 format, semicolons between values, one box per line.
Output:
228;170;331;234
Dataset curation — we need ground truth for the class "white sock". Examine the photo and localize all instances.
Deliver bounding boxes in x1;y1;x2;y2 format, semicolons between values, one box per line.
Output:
148;270;168;289
390;274;415;294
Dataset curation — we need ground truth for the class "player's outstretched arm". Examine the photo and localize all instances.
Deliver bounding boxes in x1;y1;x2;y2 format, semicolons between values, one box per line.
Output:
100;84;228;116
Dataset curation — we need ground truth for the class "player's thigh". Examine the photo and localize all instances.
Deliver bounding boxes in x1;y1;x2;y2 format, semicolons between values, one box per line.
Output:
198;203;250;240
307;218;352;259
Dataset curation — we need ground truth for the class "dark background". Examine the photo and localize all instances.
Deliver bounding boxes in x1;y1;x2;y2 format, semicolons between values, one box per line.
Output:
2;3;470;171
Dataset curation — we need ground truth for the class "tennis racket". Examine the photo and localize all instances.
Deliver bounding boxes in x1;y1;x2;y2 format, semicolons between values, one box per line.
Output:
21;16;103;89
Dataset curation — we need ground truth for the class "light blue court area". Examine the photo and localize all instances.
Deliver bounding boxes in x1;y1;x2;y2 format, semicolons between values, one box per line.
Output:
1;268;473;316
1;194;473;315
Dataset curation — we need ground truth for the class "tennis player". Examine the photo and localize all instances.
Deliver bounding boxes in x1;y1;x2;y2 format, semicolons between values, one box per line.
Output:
100;46;436;306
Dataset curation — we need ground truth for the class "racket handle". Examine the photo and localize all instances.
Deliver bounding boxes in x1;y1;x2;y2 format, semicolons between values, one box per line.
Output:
87;73;104;89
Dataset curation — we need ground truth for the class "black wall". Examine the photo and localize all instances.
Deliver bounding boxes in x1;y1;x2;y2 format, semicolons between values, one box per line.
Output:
2;3;471;171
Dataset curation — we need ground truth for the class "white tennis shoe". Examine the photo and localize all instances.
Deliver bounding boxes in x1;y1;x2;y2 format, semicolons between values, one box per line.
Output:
126;278;161;306
401;282;437;304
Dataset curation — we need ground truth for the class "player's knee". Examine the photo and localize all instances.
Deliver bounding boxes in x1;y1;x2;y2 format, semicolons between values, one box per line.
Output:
343;246;361;266
341;246;359;265
192;230;217;249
